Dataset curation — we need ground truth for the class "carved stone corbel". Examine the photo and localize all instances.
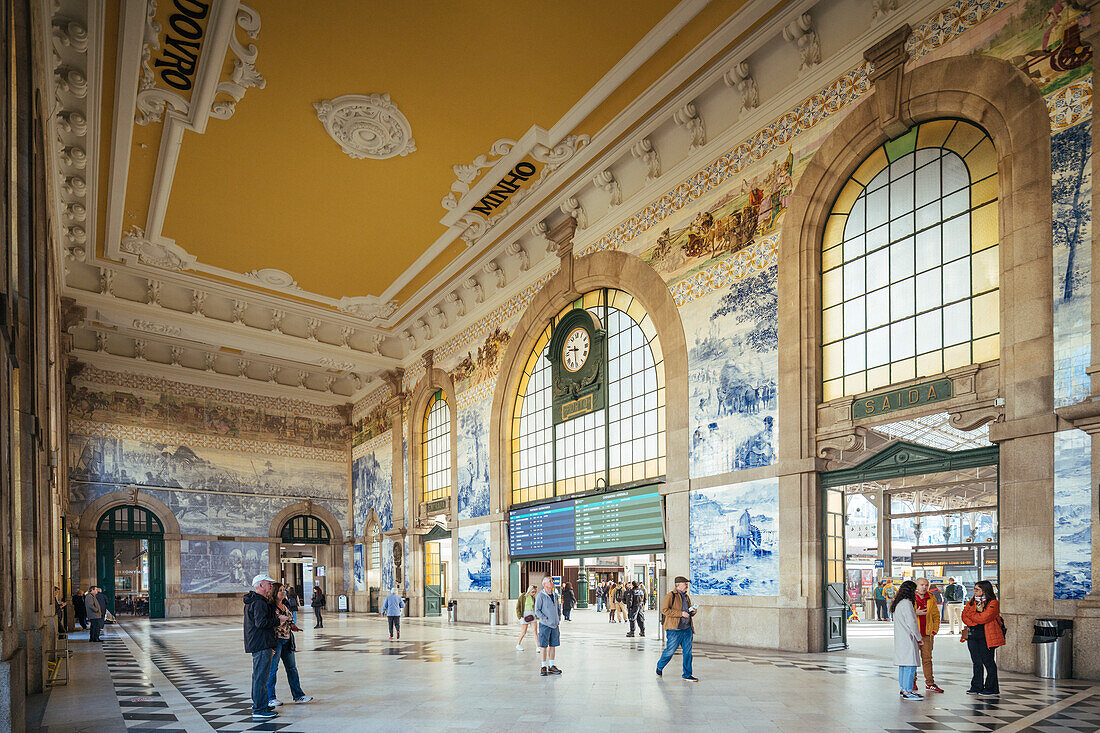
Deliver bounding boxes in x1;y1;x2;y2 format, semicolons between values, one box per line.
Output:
948;404;1004;432
864;24;912;139
816;426;868;461
547;217;579;293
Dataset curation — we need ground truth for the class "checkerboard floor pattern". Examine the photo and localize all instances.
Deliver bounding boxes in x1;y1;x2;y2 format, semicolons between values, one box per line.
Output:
140;635;301;732
101;631;185;732
99;616;1100;732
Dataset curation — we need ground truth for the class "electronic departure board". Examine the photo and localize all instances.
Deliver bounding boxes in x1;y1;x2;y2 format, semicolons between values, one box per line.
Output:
575;486;664;552
508;486;663;558
508;501;576;558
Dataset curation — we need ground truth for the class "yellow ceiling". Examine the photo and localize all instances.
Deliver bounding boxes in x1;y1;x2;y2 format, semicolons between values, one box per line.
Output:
143;0;685;301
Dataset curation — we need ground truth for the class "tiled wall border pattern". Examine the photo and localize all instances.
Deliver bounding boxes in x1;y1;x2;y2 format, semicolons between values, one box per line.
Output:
70;418;349;463
76;366;345;421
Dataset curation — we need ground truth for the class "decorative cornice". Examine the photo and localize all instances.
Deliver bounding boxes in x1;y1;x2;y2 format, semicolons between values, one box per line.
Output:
314;93;416;160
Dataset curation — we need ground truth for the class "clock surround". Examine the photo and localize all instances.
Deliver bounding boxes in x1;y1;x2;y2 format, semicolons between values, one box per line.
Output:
548;308;607;425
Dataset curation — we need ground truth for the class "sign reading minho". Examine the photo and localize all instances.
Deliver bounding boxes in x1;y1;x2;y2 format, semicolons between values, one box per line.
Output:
852;378;953;419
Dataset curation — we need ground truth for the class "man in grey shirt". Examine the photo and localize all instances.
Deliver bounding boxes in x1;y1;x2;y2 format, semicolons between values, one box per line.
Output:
533;576;562;676
84;584;104;642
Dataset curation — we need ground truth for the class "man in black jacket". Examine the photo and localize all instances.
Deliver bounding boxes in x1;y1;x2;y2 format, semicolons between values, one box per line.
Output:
626;581;647;638
244;573;284;722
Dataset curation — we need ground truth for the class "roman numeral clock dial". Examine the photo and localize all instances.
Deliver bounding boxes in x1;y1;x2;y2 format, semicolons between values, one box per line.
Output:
563;327;590;372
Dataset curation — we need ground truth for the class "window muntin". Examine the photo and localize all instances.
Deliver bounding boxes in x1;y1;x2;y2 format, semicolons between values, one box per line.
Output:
421;390;452;503
97;506;164;534
511;289;666;506
280;514;331;544
822;120;999;401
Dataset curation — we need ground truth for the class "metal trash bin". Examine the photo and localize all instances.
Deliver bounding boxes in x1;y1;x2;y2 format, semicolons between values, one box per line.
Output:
488;601;499;626
1033;618;1073;679
447;599;457;623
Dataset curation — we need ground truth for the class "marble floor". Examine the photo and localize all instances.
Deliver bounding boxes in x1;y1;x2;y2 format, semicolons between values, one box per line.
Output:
35;608;1100;733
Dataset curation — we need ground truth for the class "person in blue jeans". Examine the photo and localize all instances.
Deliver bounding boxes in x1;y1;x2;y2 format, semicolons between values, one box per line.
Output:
243;574;282;722
267;584;313;708
656;576;698;682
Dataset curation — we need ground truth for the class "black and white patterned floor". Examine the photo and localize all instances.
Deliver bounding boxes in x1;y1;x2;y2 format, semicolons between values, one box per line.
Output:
89;615;1099;732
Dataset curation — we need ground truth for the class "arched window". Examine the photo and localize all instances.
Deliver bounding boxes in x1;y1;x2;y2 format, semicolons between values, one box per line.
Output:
280;514;331;544
98;506;164;534
821;119;999;401
421;390;452;504
511;288;666;505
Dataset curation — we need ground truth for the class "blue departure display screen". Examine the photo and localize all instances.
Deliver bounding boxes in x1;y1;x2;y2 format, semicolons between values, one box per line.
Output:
507;500;577;558
508;486;664;558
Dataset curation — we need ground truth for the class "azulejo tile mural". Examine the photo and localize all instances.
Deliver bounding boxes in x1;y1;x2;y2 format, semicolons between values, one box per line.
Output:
689;478;779;596
354;544;365;591
353;438;394;538
70;482;347;538
69;381;346;450
457;396;492;520
68;435;347;500
180;540;269;594
458;524;491;593
382;537;395;591
1052;119;1093;409
1055;429;1092;599
684;264;778;479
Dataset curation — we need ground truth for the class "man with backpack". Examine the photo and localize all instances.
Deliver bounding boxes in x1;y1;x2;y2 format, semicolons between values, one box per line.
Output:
943;577;966;634
626;581;646;637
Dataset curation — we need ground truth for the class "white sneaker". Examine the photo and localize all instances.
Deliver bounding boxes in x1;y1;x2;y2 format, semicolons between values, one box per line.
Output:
294;696;313;704
515;644;523;650
269;699;281;707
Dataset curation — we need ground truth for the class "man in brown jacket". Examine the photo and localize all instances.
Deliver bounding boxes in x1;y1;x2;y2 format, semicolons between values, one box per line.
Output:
656;576;698;681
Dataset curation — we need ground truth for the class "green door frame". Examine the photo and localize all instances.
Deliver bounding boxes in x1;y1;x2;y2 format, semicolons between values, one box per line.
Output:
95;506;167;619
819;441;999;652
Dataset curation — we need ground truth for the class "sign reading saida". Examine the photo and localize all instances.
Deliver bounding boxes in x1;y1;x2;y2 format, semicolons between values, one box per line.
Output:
549;308;607;425
852;378;953;419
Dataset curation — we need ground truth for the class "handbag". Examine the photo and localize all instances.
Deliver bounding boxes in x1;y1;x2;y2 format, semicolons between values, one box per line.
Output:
960;626;969;642
523;613;536;623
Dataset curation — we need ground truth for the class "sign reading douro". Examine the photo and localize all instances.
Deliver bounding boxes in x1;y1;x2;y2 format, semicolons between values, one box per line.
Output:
549;308;606;425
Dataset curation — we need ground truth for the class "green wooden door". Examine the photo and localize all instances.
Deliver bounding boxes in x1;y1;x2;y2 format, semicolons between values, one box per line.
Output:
95;535;115;614
148;536;165;618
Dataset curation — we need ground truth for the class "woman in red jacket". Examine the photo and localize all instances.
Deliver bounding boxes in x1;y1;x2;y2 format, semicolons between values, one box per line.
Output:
961;580;1003;697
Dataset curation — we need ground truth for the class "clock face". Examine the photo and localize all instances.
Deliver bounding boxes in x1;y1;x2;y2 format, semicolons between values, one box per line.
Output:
562;327;590;372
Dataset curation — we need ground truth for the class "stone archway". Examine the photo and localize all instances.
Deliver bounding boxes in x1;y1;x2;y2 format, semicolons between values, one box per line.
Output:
488;246;690;593
269;501;345;603
778;50;1053;661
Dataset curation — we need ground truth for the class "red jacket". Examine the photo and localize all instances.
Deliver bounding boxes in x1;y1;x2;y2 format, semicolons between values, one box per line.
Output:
961;598;1004;648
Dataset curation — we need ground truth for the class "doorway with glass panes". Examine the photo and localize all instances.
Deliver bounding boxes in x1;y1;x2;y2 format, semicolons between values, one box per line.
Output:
821;414;998;656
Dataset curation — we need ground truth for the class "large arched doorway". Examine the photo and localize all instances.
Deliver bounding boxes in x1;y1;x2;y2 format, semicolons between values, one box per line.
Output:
279;514;332;602
95;505;166;619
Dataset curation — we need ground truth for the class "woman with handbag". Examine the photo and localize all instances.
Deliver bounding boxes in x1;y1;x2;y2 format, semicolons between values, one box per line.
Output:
892;580;924;701
515;585;539;650
561;583;576;622
267;584;313;707
961;580;1004;697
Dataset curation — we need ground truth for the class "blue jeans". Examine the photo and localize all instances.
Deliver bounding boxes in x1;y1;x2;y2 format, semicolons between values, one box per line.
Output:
899;665;917;692
657;628;693;678
251;649;275;714
267;638;306;702
291;610;297;625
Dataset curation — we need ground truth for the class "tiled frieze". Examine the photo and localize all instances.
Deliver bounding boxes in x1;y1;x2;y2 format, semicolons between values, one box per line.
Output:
77;366;344;420
69;418;347;463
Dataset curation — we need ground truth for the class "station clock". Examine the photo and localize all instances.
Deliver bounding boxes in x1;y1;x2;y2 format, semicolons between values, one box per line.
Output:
549;308;607;425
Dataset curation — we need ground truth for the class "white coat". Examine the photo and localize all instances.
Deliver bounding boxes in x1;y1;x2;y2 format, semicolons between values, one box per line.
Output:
892;598;921;667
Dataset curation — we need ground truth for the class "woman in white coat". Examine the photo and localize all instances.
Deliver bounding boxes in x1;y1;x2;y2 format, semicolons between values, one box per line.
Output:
892;580;924;701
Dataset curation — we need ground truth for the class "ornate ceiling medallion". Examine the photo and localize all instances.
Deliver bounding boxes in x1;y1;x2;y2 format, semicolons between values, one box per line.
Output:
313;94;416;160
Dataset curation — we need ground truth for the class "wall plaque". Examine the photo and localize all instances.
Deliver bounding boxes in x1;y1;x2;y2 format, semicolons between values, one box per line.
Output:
852;378;952;419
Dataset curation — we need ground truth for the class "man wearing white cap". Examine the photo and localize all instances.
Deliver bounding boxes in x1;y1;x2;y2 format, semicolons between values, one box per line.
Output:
244;573;285;721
